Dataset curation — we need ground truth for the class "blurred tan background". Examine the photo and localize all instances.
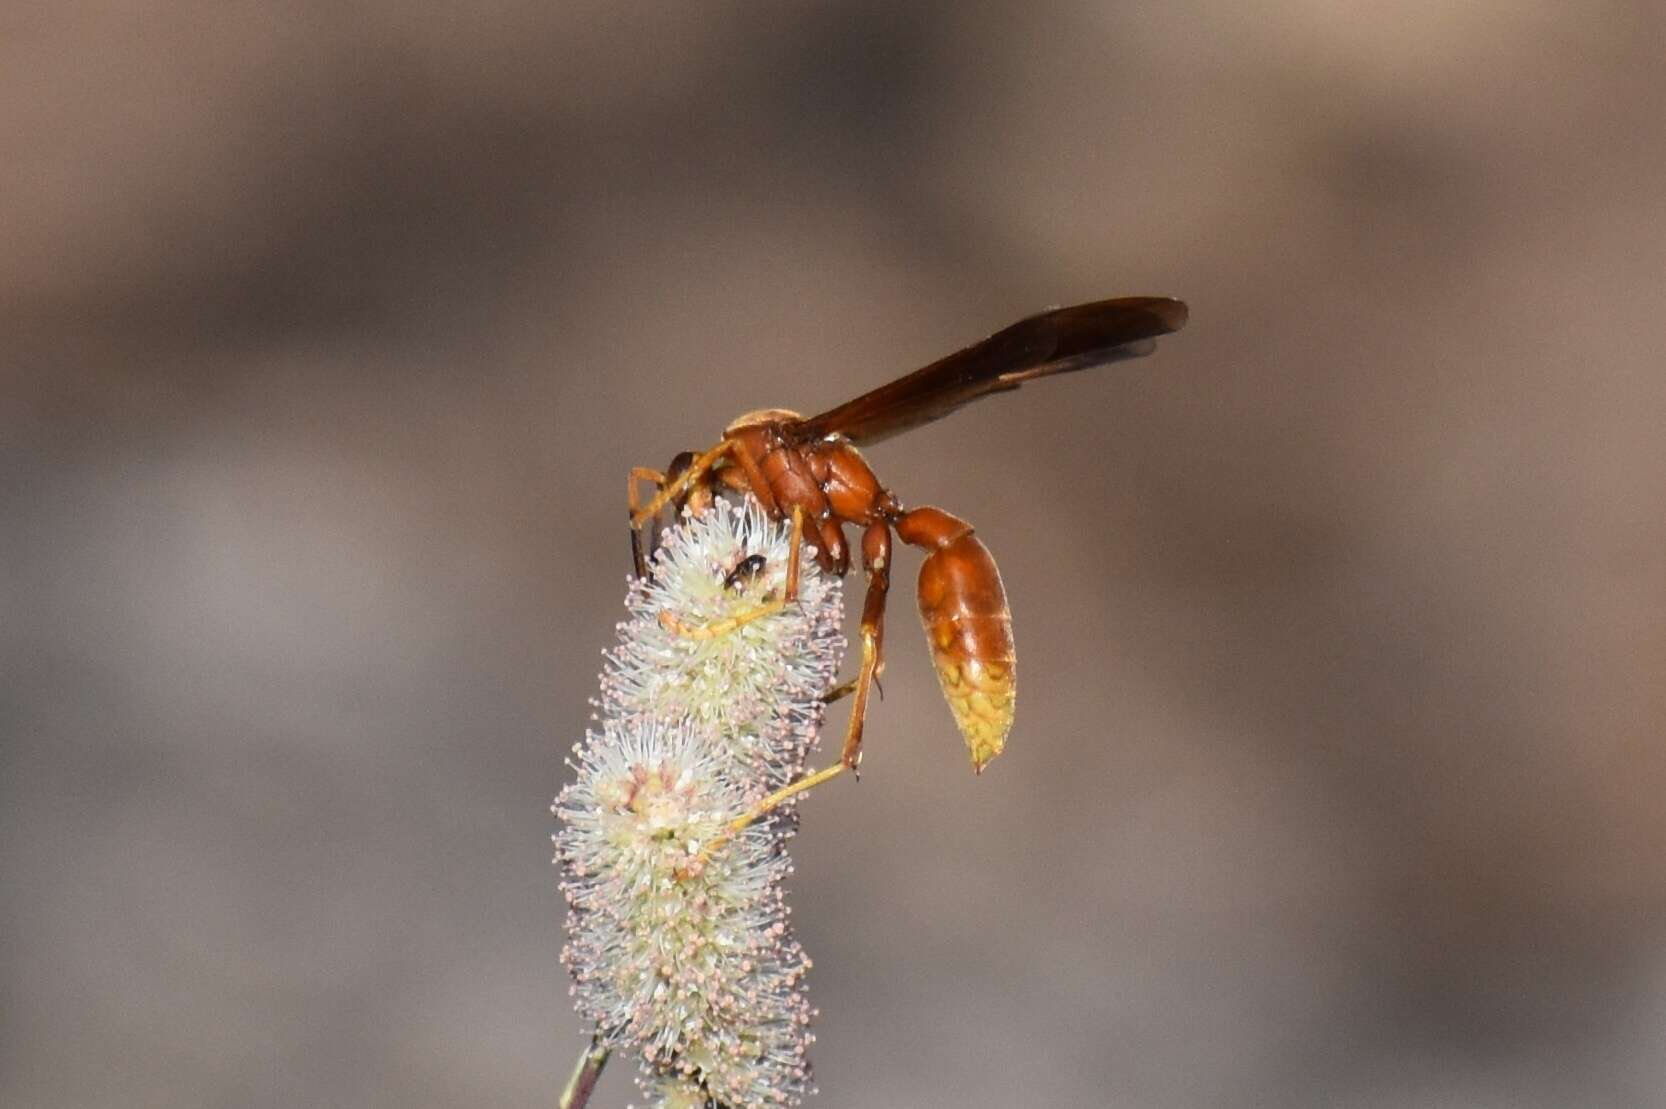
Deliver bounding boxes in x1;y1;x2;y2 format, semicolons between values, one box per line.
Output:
5;4;1665;1107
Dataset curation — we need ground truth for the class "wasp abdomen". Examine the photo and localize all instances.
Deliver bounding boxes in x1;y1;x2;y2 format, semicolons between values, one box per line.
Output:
896;508;1016;772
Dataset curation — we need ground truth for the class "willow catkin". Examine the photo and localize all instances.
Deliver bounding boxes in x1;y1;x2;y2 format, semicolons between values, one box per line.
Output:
555;500;845;1108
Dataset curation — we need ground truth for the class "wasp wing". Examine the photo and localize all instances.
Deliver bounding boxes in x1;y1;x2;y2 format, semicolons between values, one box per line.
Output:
791;296;1187;446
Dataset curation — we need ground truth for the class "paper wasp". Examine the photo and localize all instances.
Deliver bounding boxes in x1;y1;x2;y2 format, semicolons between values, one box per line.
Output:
629;296;1187;825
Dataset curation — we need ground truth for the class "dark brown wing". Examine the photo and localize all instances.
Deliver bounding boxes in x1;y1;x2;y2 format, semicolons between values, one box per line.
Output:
791;296;1188;446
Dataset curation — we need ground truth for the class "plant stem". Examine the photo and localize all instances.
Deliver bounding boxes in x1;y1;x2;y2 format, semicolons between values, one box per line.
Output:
558;1036;610;1109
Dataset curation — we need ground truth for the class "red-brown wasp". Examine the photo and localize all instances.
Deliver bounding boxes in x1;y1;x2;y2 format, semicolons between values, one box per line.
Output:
629;297;1187;823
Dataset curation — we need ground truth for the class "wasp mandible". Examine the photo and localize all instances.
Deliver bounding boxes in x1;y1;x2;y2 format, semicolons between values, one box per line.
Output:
628;296;1188;823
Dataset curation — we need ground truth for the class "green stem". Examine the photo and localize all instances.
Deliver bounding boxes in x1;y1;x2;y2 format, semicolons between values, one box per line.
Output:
558;1036;610;1109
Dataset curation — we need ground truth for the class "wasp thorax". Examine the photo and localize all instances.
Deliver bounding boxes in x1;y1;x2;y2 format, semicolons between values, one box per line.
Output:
724;407;804;435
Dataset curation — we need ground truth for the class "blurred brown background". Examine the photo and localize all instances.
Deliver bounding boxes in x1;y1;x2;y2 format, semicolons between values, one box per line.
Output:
5;4;1665;1107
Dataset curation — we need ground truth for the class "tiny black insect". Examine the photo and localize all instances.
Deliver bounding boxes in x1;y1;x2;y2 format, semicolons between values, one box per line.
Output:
724;553;768;591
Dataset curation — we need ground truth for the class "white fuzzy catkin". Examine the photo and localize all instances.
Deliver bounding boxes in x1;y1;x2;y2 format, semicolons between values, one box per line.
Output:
555;499;845;1108
602;500;845;793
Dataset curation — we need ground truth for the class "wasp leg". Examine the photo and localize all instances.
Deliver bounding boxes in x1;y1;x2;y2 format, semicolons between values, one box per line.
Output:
820;663;886;706
815;517;849;576
714;464;752;493
725;434;781;516
626;466;667;578
659;504;805;638
728;763;845;827
668;449;728;522
631;452;730;577
626;466;666;513
838;522;891;771
822;677;858;704
683;523;889;873
678;759;849;878
630;439;736;530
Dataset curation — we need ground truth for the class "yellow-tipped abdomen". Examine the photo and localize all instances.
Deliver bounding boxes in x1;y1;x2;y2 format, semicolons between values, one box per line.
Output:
930;648;1015;771
914;530;1016;771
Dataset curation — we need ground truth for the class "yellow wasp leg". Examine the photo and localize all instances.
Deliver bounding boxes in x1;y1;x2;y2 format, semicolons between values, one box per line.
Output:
679;761;849;878
630;440;735;530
